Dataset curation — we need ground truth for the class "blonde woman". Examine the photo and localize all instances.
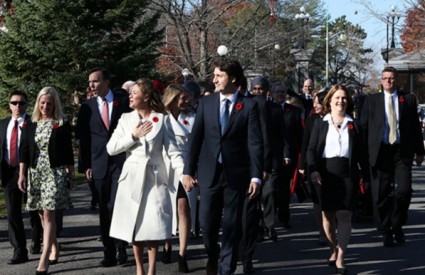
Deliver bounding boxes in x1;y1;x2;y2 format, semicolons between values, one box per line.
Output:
18;87;74;275
107;79;184;275
162;84;197;273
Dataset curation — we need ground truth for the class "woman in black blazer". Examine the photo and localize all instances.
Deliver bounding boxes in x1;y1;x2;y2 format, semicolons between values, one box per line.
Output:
307;85;367;275
18;87;74;275
299;90;327;245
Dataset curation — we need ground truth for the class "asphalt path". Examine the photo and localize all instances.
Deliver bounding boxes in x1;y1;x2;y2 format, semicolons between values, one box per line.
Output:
1;166;425;274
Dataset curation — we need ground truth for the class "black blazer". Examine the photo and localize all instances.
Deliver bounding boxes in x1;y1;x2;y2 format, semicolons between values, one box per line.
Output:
307;118;368;185
19;120;74;168
360;91;425;167
76;91;130;179
282;103;304;161
299;113;321;171
183;92;263;189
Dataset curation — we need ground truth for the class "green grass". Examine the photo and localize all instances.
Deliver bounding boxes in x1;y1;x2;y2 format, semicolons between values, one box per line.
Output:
0;172;87;218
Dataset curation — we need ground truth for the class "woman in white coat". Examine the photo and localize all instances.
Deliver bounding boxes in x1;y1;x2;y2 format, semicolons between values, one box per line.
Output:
107;78;184;275
162;84;197;273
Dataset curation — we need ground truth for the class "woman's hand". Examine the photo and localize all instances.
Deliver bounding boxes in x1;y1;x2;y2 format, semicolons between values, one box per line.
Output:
17;174;27;193
311;171;322;186
132;121;153;140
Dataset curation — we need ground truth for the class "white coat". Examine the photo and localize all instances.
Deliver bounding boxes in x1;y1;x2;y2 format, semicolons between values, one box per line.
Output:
163;111;198;234
107;111;184;243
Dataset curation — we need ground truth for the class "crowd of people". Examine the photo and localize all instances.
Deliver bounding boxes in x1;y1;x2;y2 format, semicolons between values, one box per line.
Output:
0;61;424;275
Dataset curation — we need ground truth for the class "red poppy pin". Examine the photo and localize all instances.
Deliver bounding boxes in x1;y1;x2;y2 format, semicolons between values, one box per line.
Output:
183;119;189;126
347;122;355;131
22;121;28;128
399;96;405;103
152;116;159;123
235;103;243;111
53;122;60;129
113;100;119;107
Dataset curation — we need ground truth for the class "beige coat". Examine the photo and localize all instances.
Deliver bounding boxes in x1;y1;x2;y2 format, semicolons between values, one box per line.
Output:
107;111;183;242
163;112;198;234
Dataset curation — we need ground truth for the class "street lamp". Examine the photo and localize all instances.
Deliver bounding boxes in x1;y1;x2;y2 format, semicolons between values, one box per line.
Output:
181;68;190;83
384;6;401;63
325;22;347;87
295;6;310;49
217;45;228;56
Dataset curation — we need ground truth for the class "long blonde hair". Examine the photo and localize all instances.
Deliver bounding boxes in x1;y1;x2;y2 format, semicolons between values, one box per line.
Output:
162;84;187;112
32;86;66;124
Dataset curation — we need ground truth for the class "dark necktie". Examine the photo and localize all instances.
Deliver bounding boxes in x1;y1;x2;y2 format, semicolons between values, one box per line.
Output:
9;120;18;166
101;97;110;130
221;99;230;134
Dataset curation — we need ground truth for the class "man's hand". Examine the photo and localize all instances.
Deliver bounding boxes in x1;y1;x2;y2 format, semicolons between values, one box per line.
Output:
416;155;424;166
86;168;93;181
17;175;27;193
182;175;197;192
248;181;260;200
262;171;269;182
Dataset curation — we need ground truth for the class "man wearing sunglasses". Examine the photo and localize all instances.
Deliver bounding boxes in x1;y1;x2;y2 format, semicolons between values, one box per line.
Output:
0;91;30;264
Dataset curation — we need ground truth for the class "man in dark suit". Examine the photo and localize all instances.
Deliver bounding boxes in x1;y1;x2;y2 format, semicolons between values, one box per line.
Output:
0;91;30;264
237;76;273;274
76;68;131;267
288;79;313;119
182;59;263;275
271;82;303;229
360;66;424;247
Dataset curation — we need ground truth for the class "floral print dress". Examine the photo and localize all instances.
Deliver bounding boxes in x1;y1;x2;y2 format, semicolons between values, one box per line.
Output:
26;120;72;211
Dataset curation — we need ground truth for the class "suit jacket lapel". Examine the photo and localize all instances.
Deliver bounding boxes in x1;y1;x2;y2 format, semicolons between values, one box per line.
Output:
398;92;404;122
317;121;328;155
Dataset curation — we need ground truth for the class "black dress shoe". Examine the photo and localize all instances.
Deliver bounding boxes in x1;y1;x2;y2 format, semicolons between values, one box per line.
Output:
394;228;405;245
117;250;128;265
178;254;189;273
161;246;172;264
206;259;218;275
327;259;336;266
243;260;255;274
35;269;48;275
336;267;348;275
8;255;29;265
30;243;41;254
383;233;395;247
268;227;278;242
100;258;117;267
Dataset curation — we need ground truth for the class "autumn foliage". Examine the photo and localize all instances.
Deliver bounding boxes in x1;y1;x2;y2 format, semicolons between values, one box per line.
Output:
400;0;425;52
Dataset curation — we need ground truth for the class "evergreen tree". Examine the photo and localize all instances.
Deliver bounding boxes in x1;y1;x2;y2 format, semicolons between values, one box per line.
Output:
0;0;163;110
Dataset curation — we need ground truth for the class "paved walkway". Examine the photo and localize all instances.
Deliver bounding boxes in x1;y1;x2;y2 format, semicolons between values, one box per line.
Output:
1;166;425;274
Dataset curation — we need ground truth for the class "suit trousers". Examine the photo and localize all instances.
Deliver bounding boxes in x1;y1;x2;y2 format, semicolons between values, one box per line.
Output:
277;163;295;224
262;167;283;229
239;191;261;262
1;163;27;257
199;163;245;275
371;143;412;233
94;163;127;260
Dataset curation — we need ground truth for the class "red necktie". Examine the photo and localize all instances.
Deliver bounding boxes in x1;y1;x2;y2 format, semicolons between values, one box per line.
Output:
101;98;110;130
9;120;18;167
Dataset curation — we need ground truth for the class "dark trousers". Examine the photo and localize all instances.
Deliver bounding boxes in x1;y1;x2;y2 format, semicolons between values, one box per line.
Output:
371;144;412;233
29;210;42;246
239;192;261;262
199;164;245;275
277;163;294;224
262;168;282;228
88;179;99;207
94;164;127;260
2;164;27;257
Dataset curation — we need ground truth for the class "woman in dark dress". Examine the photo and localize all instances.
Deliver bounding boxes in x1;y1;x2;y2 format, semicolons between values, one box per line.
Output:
307;85;367;275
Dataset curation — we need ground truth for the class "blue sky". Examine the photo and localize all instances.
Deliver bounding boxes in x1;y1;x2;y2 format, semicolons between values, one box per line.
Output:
326;0;404;67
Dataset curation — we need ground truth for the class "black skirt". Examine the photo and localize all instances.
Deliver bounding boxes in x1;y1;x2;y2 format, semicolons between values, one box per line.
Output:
316;157;356;211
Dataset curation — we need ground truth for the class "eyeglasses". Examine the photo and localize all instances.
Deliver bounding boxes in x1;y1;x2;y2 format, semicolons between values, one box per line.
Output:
9;101;26;106
381;77;395;82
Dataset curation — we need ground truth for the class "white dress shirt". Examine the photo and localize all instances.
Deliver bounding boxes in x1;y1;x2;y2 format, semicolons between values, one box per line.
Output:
322;114;352;159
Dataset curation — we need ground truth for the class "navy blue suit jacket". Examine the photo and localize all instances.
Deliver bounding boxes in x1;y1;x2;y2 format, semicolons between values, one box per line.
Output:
76;92;130;179
183;92;263;189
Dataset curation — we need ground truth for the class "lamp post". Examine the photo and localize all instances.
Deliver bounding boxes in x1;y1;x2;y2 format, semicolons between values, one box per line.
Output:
295;6;310;49
181;68;190;83
217;45;228;57
325;22;347;87
385;6;400;64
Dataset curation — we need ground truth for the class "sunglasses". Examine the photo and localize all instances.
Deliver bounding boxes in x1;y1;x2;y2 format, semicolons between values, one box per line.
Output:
10;101;27;106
